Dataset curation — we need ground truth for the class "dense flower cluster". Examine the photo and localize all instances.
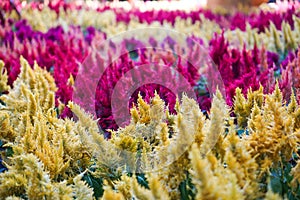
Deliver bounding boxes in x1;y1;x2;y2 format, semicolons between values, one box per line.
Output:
0;1;300;199
1;58;300;199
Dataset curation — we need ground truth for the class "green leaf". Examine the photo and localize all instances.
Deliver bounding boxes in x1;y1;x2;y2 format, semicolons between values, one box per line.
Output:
136;174;149;189
6;147;13;157
270;173;283;195
129;50;139;61
83;173;104;198
179;173;196;200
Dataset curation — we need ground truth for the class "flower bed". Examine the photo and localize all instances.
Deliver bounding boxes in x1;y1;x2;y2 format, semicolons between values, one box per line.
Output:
0;1;300;199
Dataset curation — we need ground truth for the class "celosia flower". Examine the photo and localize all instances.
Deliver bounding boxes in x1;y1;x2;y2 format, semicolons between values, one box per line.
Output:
4;0;300;34
2;17;298;133
1;56;300;199
2;1;300;135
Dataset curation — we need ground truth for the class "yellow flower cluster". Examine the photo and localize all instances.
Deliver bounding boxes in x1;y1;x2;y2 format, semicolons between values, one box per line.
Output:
226;19;300;52
0;58;300;199
0;60;10;94
0;58;93;199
